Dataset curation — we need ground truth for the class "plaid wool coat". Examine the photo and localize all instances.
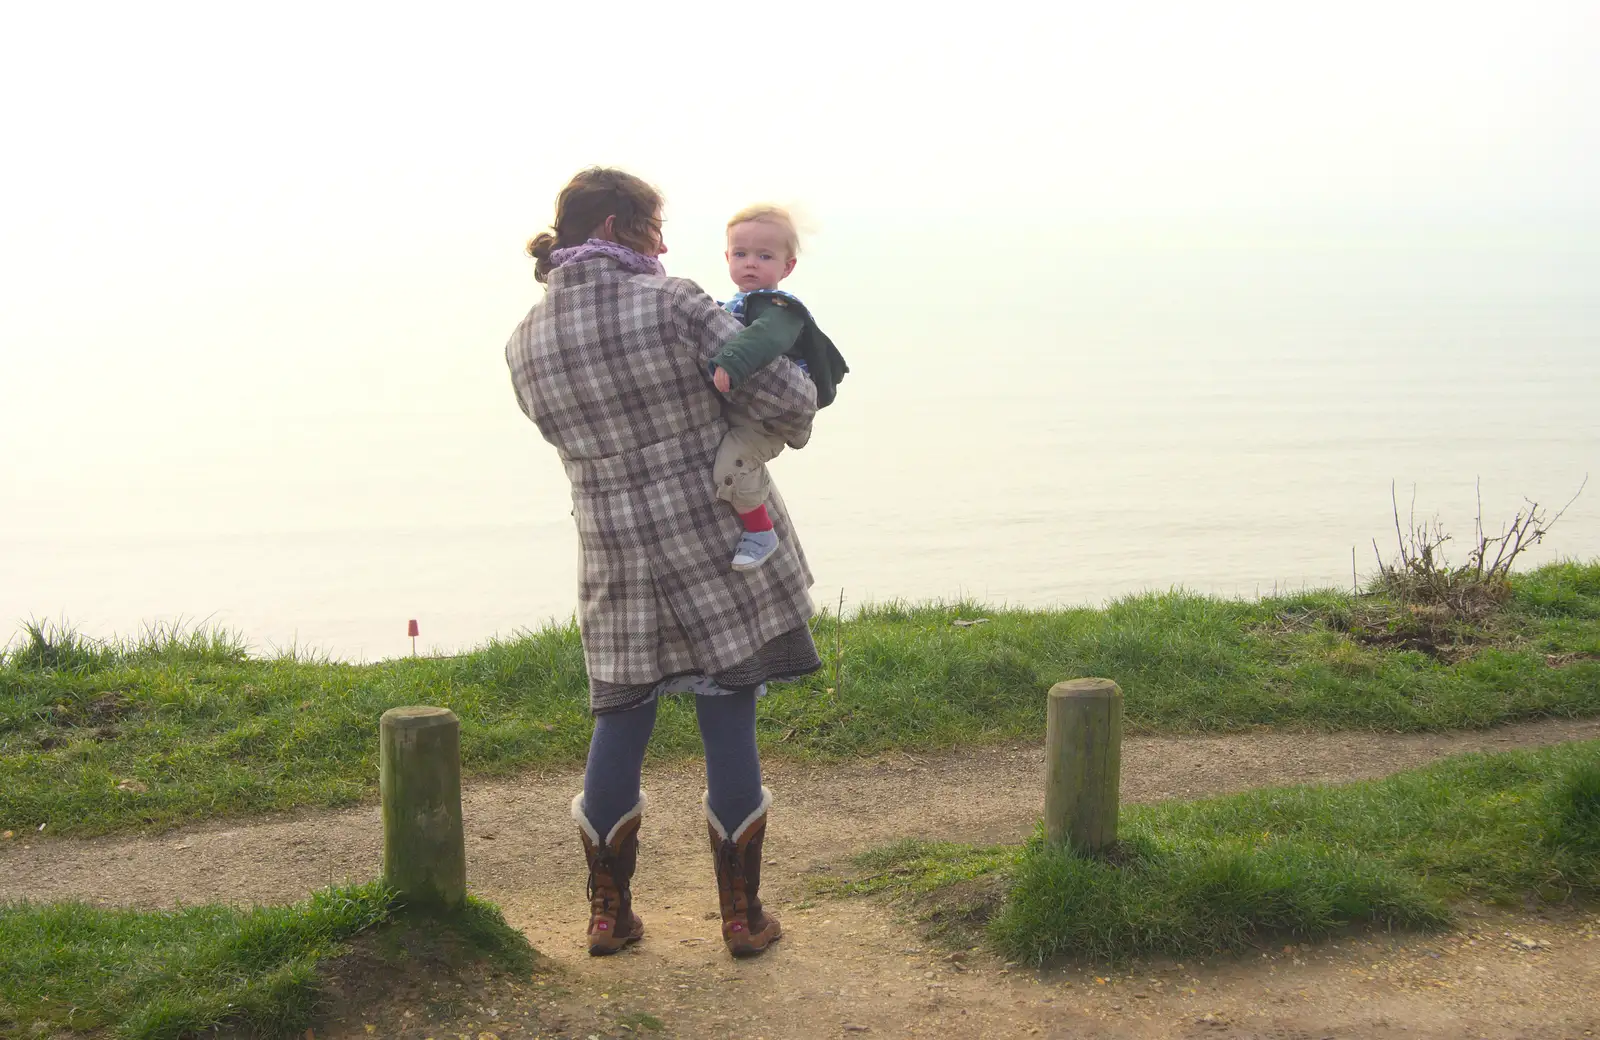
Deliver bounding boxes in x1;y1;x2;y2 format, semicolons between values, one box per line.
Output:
506;257;822;712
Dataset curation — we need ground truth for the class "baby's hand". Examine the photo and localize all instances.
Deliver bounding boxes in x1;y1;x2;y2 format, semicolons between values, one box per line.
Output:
712;366;732;393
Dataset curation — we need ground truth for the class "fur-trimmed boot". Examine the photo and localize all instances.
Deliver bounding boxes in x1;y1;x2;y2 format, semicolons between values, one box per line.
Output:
705;786;782;957
572;792;646;956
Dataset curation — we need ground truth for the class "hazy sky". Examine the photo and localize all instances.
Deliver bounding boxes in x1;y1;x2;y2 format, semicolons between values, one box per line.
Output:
3;0;1596;541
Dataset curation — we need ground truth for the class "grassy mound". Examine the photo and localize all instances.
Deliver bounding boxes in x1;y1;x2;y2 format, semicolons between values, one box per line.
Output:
0;884;531;1039
826;740;1600;964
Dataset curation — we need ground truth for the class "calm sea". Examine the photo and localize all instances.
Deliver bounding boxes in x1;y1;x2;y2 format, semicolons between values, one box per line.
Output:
5;219;1597;660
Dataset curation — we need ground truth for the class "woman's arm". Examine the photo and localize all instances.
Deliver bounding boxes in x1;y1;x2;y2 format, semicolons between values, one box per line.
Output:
727;351;818;449
673;284;817;449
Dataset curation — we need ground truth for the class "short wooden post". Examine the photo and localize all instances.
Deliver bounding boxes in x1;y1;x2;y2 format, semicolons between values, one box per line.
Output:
380;706;466;911
1045;678;1123;854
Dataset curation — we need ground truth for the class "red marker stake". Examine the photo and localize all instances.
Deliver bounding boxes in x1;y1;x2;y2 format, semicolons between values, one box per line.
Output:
407;619;419;658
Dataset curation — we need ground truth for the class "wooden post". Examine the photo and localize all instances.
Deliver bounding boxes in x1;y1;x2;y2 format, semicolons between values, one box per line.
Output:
1045;678;1123;854
380;706;466;911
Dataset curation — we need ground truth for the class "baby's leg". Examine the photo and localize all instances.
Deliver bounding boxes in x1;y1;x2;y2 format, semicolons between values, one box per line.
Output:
713;416;787;571
714;416;786;521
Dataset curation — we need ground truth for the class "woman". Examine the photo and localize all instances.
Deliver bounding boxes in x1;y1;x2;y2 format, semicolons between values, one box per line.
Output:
505;167;822;958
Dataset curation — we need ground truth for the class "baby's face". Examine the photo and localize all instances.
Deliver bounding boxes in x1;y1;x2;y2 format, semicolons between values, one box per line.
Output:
726;220;796;293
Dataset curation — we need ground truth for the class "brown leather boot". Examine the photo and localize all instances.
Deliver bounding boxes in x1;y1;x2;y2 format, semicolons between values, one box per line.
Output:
705;787;782;957
571;793;646;956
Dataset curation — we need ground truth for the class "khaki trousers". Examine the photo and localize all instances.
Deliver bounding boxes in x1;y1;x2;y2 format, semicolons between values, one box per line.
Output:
713;412;787;514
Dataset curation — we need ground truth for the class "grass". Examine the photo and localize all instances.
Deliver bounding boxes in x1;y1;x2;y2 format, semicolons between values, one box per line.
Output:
0;883;533;1040
2;560;1597;837
617;1011;666;1032
821;740;1600;965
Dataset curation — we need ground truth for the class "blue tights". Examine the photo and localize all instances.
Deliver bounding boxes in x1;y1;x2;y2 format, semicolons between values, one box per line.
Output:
581;689;764;840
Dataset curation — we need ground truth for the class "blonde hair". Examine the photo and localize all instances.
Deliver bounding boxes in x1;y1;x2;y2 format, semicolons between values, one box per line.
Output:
726;204;800;258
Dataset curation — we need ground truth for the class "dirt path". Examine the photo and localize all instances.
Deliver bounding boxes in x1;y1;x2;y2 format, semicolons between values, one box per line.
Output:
4;718;1599;1039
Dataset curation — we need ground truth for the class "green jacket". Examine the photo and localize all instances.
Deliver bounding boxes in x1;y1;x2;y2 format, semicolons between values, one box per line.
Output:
708;293;848;408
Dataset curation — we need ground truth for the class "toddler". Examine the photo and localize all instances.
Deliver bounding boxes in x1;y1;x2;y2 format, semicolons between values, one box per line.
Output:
707;205;847;571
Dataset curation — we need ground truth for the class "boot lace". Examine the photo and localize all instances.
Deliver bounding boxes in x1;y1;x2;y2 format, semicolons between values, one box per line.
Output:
717;838;749;916
587;849;616;915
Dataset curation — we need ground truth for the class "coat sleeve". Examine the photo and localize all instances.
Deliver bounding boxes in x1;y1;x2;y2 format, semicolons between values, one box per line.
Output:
707;304;807;389
672;283;817;449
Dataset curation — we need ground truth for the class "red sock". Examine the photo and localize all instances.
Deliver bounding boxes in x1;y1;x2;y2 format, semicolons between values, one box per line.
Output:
738;505;774;532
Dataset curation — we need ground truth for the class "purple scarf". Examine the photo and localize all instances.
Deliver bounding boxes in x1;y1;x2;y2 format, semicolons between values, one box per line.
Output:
549;238;665;276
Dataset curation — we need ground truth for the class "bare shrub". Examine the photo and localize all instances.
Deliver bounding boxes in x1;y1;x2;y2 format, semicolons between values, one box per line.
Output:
1371;477;1586;616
